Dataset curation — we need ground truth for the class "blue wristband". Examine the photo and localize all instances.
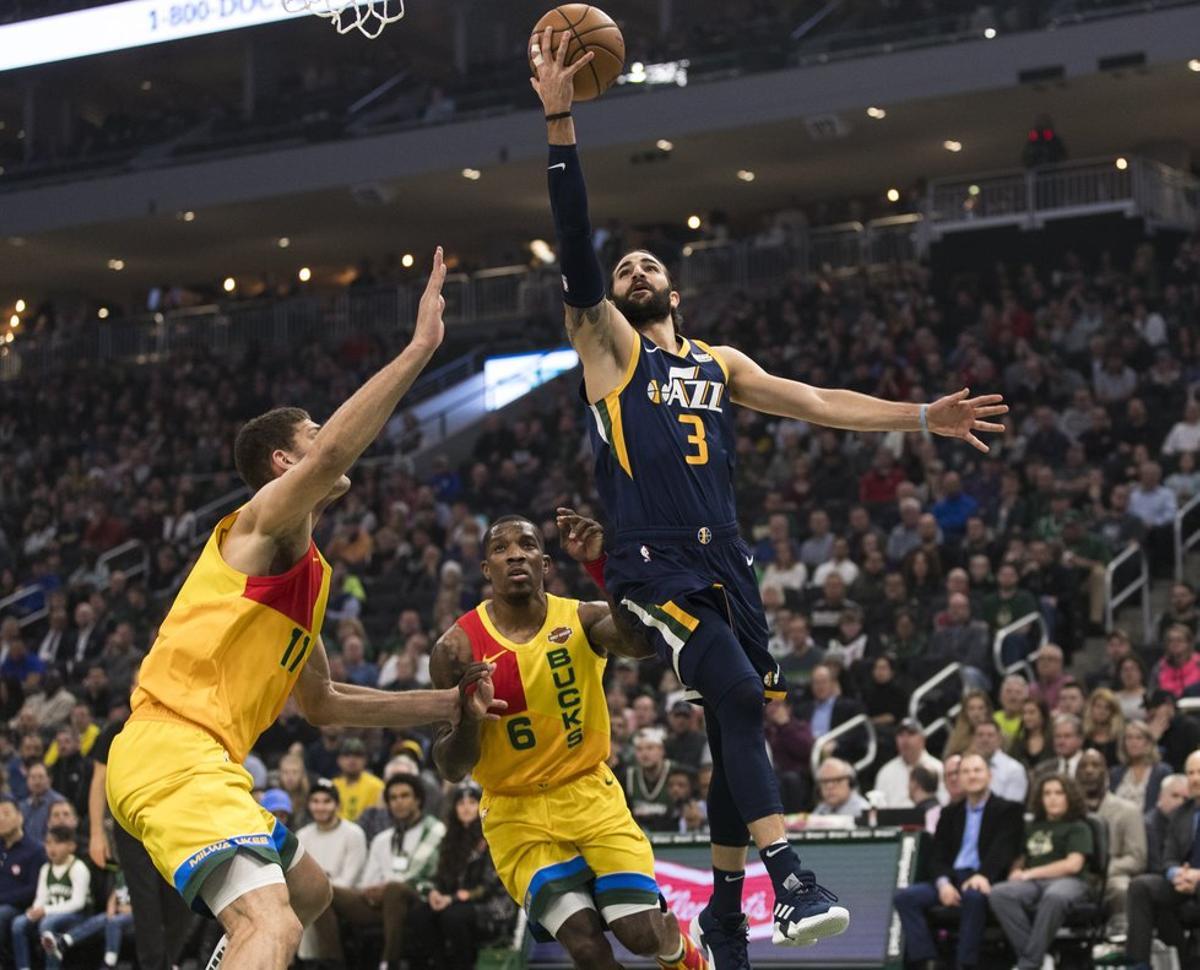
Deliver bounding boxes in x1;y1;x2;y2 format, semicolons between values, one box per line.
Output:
919;404;930;436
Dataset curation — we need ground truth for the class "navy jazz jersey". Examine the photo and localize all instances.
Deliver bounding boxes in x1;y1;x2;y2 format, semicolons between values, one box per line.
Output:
585;333;736;533
582;331;785;699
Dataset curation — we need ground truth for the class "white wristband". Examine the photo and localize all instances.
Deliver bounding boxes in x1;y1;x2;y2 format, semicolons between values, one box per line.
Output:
919;403;930;437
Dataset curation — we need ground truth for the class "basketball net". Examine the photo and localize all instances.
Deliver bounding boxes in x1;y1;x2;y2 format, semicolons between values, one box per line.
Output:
282;0;405;39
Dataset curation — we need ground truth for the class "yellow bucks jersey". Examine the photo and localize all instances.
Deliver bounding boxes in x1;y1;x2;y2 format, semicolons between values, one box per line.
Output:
458;595;609;795
130;509;332;763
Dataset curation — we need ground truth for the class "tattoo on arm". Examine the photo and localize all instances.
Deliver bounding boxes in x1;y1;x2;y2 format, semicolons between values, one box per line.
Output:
565;302;611;341
430;628;484;782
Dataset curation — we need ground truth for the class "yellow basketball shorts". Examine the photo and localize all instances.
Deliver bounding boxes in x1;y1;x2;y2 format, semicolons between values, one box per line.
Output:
481;762;659;930
106;717;298;914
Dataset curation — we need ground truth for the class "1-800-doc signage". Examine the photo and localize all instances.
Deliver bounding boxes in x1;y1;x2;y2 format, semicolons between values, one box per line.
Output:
0;0;311;74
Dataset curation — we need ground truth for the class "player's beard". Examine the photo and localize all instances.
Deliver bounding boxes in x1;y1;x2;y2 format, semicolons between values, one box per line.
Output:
612;284;672;328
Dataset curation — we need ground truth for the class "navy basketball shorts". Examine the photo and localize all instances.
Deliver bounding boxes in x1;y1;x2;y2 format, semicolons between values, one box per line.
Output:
604;522;787;701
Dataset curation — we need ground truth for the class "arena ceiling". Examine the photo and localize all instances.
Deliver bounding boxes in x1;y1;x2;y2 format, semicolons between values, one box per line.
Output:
3;58;1200;305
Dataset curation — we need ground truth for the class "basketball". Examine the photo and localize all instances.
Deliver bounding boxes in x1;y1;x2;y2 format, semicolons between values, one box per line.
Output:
530;5;625;102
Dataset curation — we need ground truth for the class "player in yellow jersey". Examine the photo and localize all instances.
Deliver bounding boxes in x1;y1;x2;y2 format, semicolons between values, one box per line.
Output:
105;249;503;970
430;511;709;970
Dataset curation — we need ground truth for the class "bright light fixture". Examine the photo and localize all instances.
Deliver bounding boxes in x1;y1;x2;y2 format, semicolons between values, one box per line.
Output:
656;139;674;152
943;140;963;152
886;188;901;203
1116;157;1129;170
141;79;152;91
8;314;18;328
866;106;887;119
737;170;756;182
107;258;125;271
1189;59;1200;72
968;184;981;196
687;215;702;230
530;239;556;264
14;299;25;313
97;307;109;320
983;27;997;38
682;245;694;257
298;267;312;282
277;237;291;249
179;210;195;222
401;253;415;268
223;277;236;292
462;168;482;181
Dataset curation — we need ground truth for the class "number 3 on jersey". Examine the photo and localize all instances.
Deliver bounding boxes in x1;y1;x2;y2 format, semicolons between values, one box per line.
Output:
678;414;709;465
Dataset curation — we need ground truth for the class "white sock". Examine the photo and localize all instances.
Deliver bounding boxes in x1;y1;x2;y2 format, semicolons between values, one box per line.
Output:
105;953;118;966
61;934;73;948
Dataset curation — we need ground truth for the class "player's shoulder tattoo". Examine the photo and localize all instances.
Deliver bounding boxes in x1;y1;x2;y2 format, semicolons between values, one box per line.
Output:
429;625;474;689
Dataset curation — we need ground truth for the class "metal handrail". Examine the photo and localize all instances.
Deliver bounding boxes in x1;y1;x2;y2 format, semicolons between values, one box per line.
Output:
991;610;1047;677
1105;545;1153;643
189;487;251;548
1175;493;1200;582
97;539;149;579
909;662;962;723
0;583;42;617
810;713;877;777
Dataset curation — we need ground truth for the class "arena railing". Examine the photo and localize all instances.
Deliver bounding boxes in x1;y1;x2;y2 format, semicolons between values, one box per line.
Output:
0;584;44;626
991;610;1048;679
909;662;963;741
926;156;1199;237
1105;545;1153;644
810;713;877;778
1175;493;1200;583
96;539;150;582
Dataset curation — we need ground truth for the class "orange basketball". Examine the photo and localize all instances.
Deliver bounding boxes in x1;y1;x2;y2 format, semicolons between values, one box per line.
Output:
530;5;626;102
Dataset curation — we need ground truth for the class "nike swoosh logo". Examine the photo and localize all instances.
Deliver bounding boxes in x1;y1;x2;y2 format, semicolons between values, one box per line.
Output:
724;873;745;883
548;163;566;172
745;554;755;567
482;651;506;664
644;344;658;353
764;844;788;858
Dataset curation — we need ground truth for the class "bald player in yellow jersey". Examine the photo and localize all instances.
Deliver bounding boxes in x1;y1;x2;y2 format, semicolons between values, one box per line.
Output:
104;249;503;970
430;512;708;970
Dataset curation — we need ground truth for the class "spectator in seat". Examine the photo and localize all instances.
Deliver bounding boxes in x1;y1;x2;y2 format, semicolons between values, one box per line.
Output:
759;539;807;596
1125;751;1200;970
799;509;835;569
795;663;864;761
46;728;90;822
1060;511;1111;634
10;825;91;970
1144;773;1188;875
1157;582;1200;643
752;512;800;566
1028;643;1069;711
406;783;516;970
1128;461;1177;573
313;773;444;969
944;689;995;760
982;564;1040;667
1055;679;1087;719
988;773;1094;970
0;795;45;968
808;574;856;647
1111;719;1173;813
1145;690;1200;778
886;497;924;565
926;592;992;690
892;753;1023;970
812;537;859;590
1115;654;1150;722
932;470;979;544
1083;688;1125;766
861;654;907;728
969;718;1029;804
1152;624;1200;698
859;447;906;509
824;606;873;671
994;674;1030;743
875;718;945;808
623;728;678;832
19;764;64;844
40;865;134;970
1162;399;1200;457
13;670;74;732
1077;748;1147;938
333;737;385;823
664;700;706;769
1012;697;1054;771
1044;713;1086;779
764;697;813;813
909;764;941;826
778;615;823;687
812;758;869;818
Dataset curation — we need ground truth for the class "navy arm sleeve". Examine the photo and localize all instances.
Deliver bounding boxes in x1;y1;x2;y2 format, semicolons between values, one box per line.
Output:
547;143;606;309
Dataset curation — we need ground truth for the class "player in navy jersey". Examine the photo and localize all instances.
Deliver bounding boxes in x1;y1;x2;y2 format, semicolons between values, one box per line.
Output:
531;28;1008;968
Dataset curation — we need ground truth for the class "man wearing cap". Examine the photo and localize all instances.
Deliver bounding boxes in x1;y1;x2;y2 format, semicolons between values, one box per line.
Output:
295;783;367;964
665;701;706;771
875;720;947;809
261;790;293;828
893;753;1023;970
333;738;384;824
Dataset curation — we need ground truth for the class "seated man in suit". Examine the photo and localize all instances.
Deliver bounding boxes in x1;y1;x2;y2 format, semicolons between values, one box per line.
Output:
1125;749;1200;970
1145;773;1189;875
892;753;1024;970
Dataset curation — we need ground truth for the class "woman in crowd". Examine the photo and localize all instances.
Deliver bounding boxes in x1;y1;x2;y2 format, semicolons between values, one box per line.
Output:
863;654;908;728
406;783;516;970
1083;687;1125;767
903;548;942;606
1114;654;1149;722
1109;719;1172;812
1010;697;1054;770
988;773;1095;970
276;751;311;828
943;689;995;759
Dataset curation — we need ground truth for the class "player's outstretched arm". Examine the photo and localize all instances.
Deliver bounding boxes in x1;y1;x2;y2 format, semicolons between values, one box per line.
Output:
294;635;503;729
429;626;486;782
530;27;633;400
715;344;1009;453
556;507;654;660
243;249;448;538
